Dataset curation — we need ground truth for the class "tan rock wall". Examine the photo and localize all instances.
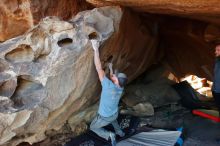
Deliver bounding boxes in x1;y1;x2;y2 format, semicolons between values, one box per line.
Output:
0;7;158;145
0;0;92;42
87;0;220;25
0;7;121;145
30;0;93;24
0;0;33;42
158;16;215;80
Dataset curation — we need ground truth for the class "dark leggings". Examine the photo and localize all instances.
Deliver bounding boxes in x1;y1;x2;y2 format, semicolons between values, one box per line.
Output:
212;91;220;110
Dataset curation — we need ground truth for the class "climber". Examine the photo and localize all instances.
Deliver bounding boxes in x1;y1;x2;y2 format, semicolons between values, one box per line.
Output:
212;41;220;113
89;39;128;146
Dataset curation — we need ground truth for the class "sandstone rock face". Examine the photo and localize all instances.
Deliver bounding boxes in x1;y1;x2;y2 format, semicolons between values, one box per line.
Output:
85;1;220;81
0;0;33;42
0;0;92;42
87;0;220;24
0;7;120;145
99;9;159;82
30;0;93;24
88;0;220;14
0;7;158;145
158;17;215;80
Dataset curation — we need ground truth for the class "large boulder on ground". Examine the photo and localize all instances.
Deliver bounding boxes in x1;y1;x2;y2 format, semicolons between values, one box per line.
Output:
122;78;180;108
0;6;158;145
0;6;121;146
122;65;181;108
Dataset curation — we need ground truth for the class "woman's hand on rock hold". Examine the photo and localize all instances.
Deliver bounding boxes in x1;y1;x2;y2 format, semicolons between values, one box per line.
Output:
91;40;100;51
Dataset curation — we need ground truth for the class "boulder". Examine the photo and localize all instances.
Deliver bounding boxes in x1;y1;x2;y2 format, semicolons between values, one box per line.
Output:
0;7;121;145
0;6;158;145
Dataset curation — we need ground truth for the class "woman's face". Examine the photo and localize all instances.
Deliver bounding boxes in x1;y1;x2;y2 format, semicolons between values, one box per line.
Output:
215;45;220;57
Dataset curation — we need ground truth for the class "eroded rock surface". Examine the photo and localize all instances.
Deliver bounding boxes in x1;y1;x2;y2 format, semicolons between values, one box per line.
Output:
0;7;120;146
0;0;92;42
0;7;158;145
0;0;33;42
87;0;220;24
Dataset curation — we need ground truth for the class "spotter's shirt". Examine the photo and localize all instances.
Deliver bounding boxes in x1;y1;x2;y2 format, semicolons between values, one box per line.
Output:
213;57;220;93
